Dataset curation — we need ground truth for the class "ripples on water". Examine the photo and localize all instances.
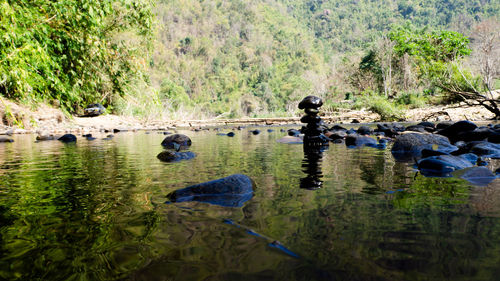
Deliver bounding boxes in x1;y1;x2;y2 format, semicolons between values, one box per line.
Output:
0;128;499;281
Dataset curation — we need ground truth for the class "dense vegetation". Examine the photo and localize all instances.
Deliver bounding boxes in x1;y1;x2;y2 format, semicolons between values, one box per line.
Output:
0;0;153;113
1;0;499;119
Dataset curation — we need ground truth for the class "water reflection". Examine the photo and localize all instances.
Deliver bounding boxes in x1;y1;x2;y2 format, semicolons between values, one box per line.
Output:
300;145;328;190
0;130;499;281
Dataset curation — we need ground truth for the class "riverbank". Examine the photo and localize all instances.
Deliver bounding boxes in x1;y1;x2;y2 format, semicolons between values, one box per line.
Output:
0;98;497;136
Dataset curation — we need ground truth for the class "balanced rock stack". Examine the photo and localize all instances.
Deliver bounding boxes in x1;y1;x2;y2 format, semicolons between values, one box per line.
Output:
299;95;329;147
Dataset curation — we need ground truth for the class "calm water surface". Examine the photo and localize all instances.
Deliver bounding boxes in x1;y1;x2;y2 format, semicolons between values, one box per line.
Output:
0;128;499;281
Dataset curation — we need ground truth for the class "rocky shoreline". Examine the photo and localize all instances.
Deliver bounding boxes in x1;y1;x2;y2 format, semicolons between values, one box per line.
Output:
0;99;497;137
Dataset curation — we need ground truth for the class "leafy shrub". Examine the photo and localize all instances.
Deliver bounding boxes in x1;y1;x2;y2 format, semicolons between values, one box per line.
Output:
395;91;428;108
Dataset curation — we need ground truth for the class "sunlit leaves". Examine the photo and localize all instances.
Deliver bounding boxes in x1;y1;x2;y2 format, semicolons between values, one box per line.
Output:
0;0;154;112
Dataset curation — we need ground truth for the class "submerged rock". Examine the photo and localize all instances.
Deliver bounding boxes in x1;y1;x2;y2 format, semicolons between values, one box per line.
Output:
157;151;196;162
161;134;191;150
36;134;56;141
166;174;255;207
417;154;473;176
454;166;498;186
276;136;303;144
216;132;235;137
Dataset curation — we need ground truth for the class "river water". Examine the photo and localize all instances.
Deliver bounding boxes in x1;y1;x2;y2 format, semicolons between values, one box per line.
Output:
0;127;499;281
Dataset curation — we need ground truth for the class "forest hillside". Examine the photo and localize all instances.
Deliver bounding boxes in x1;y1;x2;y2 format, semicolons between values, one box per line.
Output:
1;0;499;121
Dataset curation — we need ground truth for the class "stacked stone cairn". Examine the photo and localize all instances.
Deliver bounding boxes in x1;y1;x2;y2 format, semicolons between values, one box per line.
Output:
298;95;329;147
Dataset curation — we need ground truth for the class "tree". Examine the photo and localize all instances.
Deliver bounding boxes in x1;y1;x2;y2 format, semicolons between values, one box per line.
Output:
0;0;154;112
471;19;500;91
376;36;395;97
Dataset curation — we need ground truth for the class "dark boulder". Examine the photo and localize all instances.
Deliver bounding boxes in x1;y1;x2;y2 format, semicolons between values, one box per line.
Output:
217;132;235;137
157;151;196;162
161;134;191;150
288;129;301;137
58;134;77;143
436;120;477;143
330;125;347;131
456;127;497;142
357;125;373;135
298;95;323;109
405;125;427;133
251;129;261;135
84;103;105;117
421;149;449;158
436;121;454;130
346;128;357;135
487;132;500;144
468;142;500;159
417;121;435;129
417;154;474;176
166;174;255;207
345;134;377;147
0;137;13;143
300;114;321;123
325;130;346;141
375;124;399;138
391;133;457;160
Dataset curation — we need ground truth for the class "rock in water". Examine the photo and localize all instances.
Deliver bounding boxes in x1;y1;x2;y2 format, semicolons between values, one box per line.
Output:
58;134;77;143
157;151;196;162
0;137;13;143
454;167;498;187
251;129;261;135
391;133;457;160
417;154;473;176
161;134;191;150
276;136;303;144
345;134;377;147
166;174;255;207
436;120;477;143
468;142;500;159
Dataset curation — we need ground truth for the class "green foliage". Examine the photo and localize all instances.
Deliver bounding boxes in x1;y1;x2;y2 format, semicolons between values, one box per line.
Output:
394;91;429;108
353;91;403;121
148;0;330;118
1;0;498;117
389;25;471;63
0;0;154;113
